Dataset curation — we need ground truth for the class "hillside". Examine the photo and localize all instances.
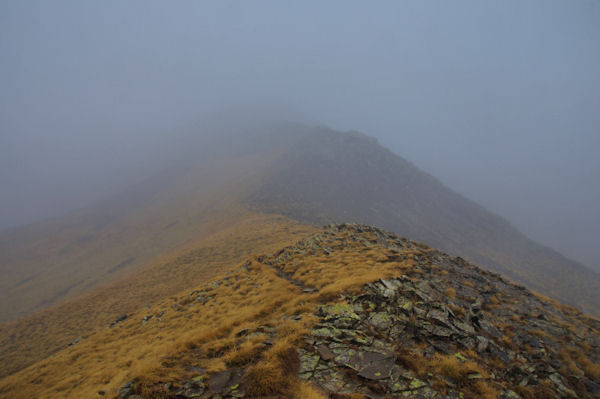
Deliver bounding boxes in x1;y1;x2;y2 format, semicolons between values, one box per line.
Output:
0;212;316;379
1;224;598;399
248;127;600;316
0;150;280;324
0;121;306;324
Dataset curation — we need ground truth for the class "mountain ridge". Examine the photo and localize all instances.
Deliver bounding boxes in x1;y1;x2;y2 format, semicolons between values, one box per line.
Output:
3;125;596;321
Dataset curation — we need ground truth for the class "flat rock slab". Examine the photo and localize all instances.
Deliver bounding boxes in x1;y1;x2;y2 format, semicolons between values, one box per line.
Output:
348;351;396;380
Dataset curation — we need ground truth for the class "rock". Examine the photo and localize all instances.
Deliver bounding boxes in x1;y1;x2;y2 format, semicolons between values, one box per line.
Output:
427;309;452;329
431;325;453;337
299;349;320;377
583;378;600;395
549;373;578;398
476;335;489;352
116;380;135;399
311;326;342;339
234;328;249;337
68;337;83;346
330;345;359;367
479;319;503;338
457;337;475;350
141;315;153;326
317;344;335;361
347;351;395;380
500;390;521;399
110;314;128;328
453;320;475;335
207;369;232;393
367;312;393;331
489;343;511;364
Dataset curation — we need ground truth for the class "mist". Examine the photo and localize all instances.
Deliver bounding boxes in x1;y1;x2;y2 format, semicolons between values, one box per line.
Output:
1;1;599;271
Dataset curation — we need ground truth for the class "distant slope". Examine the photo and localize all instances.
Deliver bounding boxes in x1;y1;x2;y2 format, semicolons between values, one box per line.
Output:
0;122;306;324
0;151;277;323
1;224;598;399
248;128;600;316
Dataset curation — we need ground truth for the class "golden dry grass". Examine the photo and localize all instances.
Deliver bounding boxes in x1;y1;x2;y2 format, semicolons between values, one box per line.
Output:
294;381;328;399
0;261;299;397
420;353;497;399
557;345;600;380
444;287;456;299
0;211;316;379
0;227;415;398
431;355;483;380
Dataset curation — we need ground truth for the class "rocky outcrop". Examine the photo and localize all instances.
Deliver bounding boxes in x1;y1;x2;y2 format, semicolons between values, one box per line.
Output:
300;274;599;398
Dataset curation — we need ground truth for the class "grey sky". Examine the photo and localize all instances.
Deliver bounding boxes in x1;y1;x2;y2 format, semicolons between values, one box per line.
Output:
1;1;599;270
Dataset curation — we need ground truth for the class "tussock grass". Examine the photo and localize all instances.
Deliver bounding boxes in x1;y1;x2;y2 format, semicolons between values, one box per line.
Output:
580;357;600;380
423;354;486;383
222;334;268;366
244;339;300;397
444;287;456;299
558;345;600;380
417;353;498;399
294;381;328;399
514;381;556;399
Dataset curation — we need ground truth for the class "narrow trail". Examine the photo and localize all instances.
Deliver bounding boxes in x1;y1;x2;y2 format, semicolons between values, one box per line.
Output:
257;255;318;293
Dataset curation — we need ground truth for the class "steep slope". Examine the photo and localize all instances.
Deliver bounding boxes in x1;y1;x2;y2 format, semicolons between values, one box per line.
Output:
0;121;306;324
249;128;600;316
0;212;316;378
1;225;597;399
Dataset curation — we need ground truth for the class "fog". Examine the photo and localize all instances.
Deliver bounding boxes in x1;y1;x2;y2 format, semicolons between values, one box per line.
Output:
1;1;599;271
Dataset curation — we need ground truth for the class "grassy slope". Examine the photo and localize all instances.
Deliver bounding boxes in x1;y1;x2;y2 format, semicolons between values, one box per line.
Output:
0;227;414;399
0;211;316;379
0;153;278;324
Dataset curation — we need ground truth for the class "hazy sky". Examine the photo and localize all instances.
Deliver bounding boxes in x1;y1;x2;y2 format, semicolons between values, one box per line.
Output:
1;1;599;270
